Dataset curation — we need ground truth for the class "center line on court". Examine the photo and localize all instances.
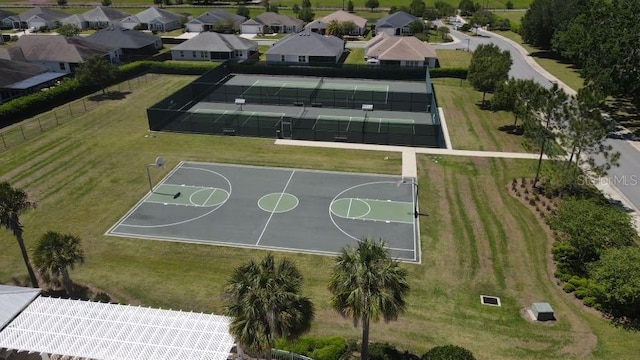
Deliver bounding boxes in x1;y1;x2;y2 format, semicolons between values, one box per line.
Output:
256;170;295;245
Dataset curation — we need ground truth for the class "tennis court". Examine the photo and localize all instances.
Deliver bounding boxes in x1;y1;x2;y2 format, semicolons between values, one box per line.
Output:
107;162;421;262
240;78;390;104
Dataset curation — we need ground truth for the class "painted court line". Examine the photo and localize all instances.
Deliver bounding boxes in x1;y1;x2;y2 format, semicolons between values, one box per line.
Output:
256;170;296;245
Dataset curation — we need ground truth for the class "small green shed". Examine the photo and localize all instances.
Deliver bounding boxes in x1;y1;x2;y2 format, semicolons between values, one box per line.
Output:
532;302;555;321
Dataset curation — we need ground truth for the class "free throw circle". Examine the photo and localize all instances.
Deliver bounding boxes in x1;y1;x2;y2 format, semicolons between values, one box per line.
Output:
330;198;371;219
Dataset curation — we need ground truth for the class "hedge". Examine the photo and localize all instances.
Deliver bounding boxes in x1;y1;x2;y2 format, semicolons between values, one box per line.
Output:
274;336;349;360
0;61;222;127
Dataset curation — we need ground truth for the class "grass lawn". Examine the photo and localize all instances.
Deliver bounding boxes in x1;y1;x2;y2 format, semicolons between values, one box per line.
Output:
493;9;526;26
344;47;366;64
435;82;533;152
494;31;585;91
2;74;640;359
436;49;472;68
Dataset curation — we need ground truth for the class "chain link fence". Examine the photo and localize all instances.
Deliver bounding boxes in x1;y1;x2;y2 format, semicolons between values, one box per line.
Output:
0;73;158;152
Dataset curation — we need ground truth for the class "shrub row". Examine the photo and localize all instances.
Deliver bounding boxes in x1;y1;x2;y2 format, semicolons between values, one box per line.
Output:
274;337;475;360
0;61;223;127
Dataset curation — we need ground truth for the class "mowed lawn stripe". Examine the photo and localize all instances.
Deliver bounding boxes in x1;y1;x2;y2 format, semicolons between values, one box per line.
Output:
450;169;480;278
467;160;506;289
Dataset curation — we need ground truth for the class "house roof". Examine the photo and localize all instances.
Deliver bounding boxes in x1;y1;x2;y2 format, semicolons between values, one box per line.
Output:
376;11;418;28
189;10;245;26
244;12;303;28
60;14;86;25
0;59;49;88
267;31;344;56
135;7;185;24
172;32;257;52
0;9;17;19
366;36;436;61
17;7;67;22
322;10;367;29
4;71;67;90
0;47;26;61
13;35;116;63
82;6;129;23
0;296;235;360
365;32;391;48
0;285;40;330
86;26;160;49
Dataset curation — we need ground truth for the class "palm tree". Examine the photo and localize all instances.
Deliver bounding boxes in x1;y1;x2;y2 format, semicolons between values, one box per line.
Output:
32;231;85;295
223;254;314;359
328;238;409;360
0;182;38;287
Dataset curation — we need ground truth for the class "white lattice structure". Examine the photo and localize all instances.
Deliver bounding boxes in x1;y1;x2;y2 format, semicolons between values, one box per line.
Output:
0;296;234;360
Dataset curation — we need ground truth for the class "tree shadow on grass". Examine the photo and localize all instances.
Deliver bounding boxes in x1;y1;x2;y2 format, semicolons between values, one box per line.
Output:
88;91;131;102
498;124;524;135
529;50;582;68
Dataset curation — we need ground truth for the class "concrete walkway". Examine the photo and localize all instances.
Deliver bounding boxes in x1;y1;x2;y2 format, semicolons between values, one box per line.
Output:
274;139;545;180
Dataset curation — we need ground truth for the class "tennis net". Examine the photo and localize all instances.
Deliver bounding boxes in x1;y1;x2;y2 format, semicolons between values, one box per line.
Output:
309;77;324;101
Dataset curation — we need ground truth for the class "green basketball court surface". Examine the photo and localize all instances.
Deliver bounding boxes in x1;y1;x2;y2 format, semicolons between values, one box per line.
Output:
107;162;420;262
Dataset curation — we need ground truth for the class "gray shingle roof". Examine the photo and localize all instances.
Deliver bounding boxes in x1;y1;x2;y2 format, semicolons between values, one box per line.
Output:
82;6;129;23
135;7;184;24
245;12;303;28
172;32;256;52
267;31;344;56
85;26;160;50
191;10;245;26
0;59;48;87
0;9;17;19
376;11;418;28
13;35;116;63
17;7;67;22
61;14;86;25
0;285;40;330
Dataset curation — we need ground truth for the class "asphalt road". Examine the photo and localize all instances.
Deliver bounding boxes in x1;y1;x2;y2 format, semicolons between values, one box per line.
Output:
432;21;640;212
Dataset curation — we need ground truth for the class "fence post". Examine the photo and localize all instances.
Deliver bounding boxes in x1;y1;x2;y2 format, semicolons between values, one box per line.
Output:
69;104;73;116
54;110;59;125
37;118;43;132
20;125;26;140
83;98;87;111
0;133;6;149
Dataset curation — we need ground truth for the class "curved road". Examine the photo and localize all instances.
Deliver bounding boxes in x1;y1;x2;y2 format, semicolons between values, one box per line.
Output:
432;22;640;215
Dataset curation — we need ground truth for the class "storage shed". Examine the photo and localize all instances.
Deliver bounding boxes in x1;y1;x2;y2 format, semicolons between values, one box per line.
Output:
532;302;555;321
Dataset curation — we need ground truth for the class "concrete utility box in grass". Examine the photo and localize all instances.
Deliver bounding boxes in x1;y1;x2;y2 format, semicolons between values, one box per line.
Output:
532;302;555;321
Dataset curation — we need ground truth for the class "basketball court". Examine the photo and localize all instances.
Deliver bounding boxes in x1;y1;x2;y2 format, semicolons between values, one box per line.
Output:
107;162;421;262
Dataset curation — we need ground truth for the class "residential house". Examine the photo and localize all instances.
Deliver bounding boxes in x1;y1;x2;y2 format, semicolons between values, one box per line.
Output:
81;6;129;29
3;7;67;30
120;7;187;32
185;10;245;33
375;11;419;36
171;32;257;61
85;26;162;61
60;14;88;31
0;58;66;104
240;12;303;35
304;10;367;36
9;35;121;73
364;34;437;67
266;31;345;65
0;9;17;29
